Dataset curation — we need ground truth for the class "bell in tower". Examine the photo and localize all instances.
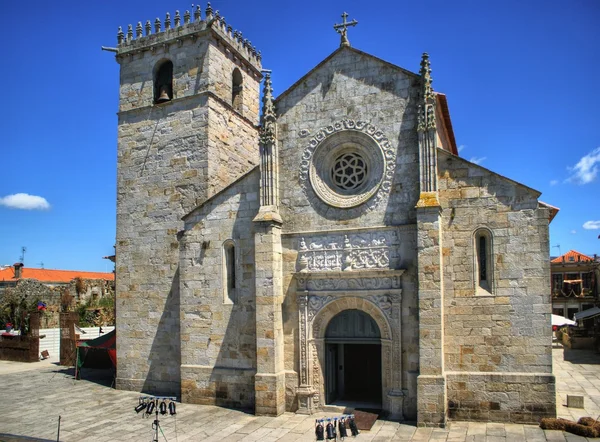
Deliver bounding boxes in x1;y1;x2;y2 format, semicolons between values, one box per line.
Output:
154;60;173;104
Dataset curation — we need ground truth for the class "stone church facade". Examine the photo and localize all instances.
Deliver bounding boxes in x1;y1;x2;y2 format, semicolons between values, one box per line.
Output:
112;6;556;426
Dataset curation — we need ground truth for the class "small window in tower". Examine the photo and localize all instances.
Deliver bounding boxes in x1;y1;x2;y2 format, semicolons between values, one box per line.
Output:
474;228;494;295
232;68;243;112
223;240;236;304
154;60;173;104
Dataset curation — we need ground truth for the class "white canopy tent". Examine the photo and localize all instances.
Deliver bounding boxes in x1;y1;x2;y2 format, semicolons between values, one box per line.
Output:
551;314;576;327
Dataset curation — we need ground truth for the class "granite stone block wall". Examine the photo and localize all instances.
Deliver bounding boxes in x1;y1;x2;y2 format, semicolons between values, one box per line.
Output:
438;150;555;422
116;29;259;396
179;170;259;408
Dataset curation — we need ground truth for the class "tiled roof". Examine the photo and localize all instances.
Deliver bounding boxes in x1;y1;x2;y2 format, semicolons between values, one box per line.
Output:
551;250;594;264
0;267;114;283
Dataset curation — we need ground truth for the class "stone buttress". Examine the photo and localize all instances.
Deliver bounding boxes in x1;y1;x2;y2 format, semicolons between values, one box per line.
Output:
415;53;447;427
252;72;286;415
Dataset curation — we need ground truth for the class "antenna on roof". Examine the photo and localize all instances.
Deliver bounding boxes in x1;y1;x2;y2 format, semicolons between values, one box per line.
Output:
38;262;44;269
552;244;561;257
19;246;26;264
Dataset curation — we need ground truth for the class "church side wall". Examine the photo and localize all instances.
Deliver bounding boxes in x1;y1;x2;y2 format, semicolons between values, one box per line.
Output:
180;170;259;409
438;151;555;423
274;49;422;419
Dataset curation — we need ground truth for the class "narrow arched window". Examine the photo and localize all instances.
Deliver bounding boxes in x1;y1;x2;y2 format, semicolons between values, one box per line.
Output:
223;240;236;303
154;60;173;104
232;68;243;112
474;228;494;295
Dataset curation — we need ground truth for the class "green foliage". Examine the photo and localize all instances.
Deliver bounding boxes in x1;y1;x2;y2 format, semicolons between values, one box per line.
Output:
0;289;42;331
76;291;115;327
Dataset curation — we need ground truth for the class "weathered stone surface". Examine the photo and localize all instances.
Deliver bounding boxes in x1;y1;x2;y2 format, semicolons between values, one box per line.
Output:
115;25;260;397
114;15;555;427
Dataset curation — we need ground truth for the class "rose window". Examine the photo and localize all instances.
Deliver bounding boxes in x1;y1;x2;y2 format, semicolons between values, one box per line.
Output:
331;153;368;191
306;128;387;209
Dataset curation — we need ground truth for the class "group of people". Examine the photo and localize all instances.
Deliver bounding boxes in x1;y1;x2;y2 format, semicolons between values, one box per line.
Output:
315;415;360;440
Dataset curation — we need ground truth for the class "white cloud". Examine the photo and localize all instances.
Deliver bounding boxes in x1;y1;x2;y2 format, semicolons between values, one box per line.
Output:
550;180;559;186
567;147;600;184
470;156;487;165
458;144;466;153
0;193;50;210
571;230;577;234
583;220;600;230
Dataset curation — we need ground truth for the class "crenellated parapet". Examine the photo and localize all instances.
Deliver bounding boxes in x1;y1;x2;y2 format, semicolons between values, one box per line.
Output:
115;3;261;72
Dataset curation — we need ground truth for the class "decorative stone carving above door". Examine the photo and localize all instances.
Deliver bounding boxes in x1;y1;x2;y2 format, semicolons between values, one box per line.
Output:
297;229;400;272
294;268;405;418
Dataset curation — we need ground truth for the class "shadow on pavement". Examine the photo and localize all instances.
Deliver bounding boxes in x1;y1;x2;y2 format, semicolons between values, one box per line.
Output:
563;347;600;365
0;434;55;442
51;365;115;388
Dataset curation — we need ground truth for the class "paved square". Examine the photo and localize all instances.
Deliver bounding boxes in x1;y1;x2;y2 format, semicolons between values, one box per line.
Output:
0;347;599;441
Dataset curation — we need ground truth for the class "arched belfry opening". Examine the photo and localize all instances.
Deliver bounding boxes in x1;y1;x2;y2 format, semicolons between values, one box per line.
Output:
154;60;173;104
232;68;243;112
324;309;382;407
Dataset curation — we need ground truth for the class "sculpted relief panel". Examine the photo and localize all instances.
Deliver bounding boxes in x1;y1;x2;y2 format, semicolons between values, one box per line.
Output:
293;227;407;416
297;230;399;272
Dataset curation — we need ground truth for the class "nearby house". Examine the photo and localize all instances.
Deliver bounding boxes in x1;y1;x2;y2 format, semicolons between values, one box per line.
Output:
551;250;600;320
0;263;115;328
0;263;114;298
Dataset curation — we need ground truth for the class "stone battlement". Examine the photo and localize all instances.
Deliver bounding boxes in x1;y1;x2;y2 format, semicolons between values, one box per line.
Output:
116;3;261;70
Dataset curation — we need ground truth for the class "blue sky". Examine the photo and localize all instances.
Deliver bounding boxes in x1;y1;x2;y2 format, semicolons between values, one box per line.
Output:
1;0;599;271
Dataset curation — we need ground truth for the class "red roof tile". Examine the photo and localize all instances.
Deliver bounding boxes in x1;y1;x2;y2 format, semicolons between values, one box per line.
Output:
551;250;594;264
0;267;114;283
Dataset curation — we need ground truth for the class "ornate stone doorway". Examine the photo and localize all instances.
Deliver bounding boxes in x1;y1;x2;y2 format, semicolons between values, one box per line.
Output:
324;309;382;407
295;270;406;419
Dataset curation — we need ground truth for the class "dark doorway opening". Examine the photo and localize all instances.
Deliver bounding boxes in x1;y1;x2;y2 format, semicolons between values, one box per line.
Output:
324;309;382;407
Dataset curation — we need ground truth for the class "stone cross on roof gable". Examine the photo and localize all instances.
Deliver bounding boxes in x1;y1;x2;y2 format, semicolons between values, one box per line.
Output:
333;12;358;47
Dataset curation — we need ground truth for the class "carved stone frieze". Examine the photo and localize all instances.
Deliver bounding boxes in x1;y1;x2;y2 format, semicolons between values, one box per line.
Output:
297;230;399;272
308;295;334;321
305;277;396;291
368;294;394;319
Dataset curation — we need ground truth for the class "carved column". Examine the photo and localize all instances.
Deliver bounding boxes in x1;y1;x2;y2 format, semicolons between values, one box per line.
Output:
387;291;405;420
296;292;316;414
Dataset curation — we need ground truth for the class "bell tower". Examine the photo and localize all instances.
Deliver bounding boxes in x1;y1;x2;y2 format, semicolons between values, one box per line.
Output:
112;5;261;395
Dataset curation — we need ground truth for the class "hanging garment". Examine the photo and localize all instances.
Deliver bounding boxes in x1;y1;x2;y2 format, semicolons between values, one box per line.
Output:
338;418;348;439
315;420;325;441
348;416;360;436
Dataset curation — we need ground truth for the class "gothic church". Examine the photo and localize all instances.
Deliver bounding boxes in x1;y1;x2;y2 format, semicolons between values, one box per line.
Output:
112;5;557;426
